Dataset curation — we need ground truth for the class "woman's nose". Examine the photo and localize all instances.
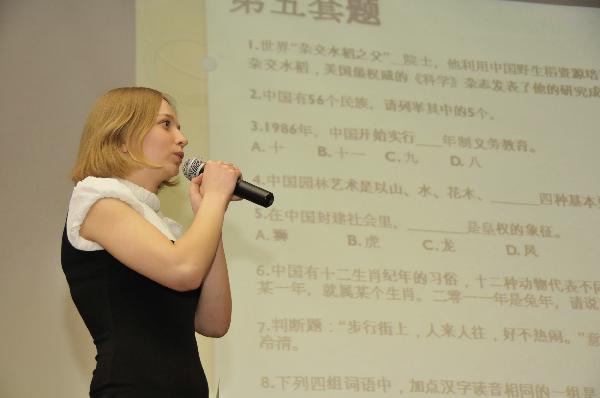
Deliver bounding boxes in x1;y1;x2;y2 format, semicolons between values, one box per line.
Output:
176;131;188;147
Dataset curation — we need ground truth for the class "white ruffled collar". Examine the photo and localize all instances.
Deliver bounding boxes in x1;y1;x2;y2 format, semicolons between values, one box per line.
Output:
117;179;161;212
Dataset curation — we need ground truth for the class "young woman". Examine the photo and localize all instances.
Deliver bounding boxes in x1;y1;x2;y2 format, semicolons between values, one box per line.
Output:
61;87;240;397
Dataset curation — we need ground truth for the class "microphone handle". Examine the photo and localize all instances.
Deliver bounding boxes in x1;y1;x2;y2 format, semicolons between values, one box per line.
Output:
234;179;274;208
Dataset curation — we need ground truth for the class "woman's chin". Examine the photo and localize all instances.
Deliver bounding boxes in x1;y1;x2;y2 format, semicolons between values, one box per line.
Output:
166;165;181;180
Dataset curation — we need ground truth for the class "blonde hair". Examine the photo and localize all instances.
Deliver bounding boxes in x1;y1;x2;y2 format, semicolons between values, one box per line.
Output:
71;87;177;186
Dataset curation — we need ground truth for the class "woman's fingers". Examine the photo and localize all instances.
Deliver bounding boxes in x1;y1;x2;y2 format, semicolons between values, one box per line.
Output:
191;174;203;184
199;160;242;199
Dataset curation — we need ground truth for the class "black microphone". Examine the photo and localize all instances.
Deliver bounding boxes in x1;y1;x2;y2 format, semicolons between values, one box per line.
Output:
182;158;274;208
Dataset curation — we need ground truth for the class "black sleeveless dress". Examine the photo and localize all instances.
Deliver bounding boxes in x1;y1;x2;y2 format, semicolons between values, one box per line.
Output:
61;227;208;398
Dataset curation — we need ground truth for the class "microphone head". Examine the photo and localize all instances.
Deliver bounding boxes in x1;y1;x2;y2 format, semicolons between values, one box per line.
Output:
182;157;205;180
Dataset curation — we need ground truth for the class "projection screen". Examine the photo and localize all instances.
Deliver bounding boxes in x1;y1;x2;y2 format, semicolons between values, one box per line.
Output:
138;1;600;397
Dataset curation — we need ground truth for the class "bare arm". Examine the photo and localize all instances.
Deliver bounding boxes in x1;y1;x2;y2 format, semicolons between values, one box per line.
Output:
194;237;232;337
80;161;240;292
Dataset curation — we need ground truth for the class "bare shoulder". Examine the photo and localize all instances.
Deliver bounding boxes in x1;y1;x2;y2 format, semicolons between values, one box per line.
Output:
80;197;138;241
79;197;189;290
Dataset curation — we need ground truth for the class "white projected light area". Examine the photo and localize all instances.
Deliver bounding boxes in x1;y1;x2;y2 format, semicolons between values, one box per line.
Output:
205;1;600;396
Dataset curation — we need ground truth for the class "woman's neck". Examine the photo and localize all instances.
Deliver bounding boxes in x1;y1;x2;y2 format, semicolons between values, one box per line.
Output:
122;169;161;194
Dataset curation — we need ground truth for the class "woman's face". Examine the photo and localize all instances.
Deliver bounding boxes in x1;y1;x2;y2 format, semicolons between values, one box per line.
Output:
141;99;187;179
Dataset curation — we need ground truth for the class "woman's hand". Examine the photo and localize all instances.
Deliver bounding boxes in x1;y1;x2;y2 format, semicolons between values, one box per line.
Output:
189;160;242;214
189;174;204;214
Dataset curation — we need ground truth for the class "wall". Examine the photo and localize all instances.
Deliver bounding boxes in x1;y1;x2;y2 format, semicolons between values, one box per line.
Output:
0;1;134;396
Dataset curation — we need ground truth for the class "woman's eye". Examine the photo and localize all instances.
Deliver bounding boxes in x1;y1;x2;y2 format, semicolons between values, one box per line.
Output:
161;120;171;128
